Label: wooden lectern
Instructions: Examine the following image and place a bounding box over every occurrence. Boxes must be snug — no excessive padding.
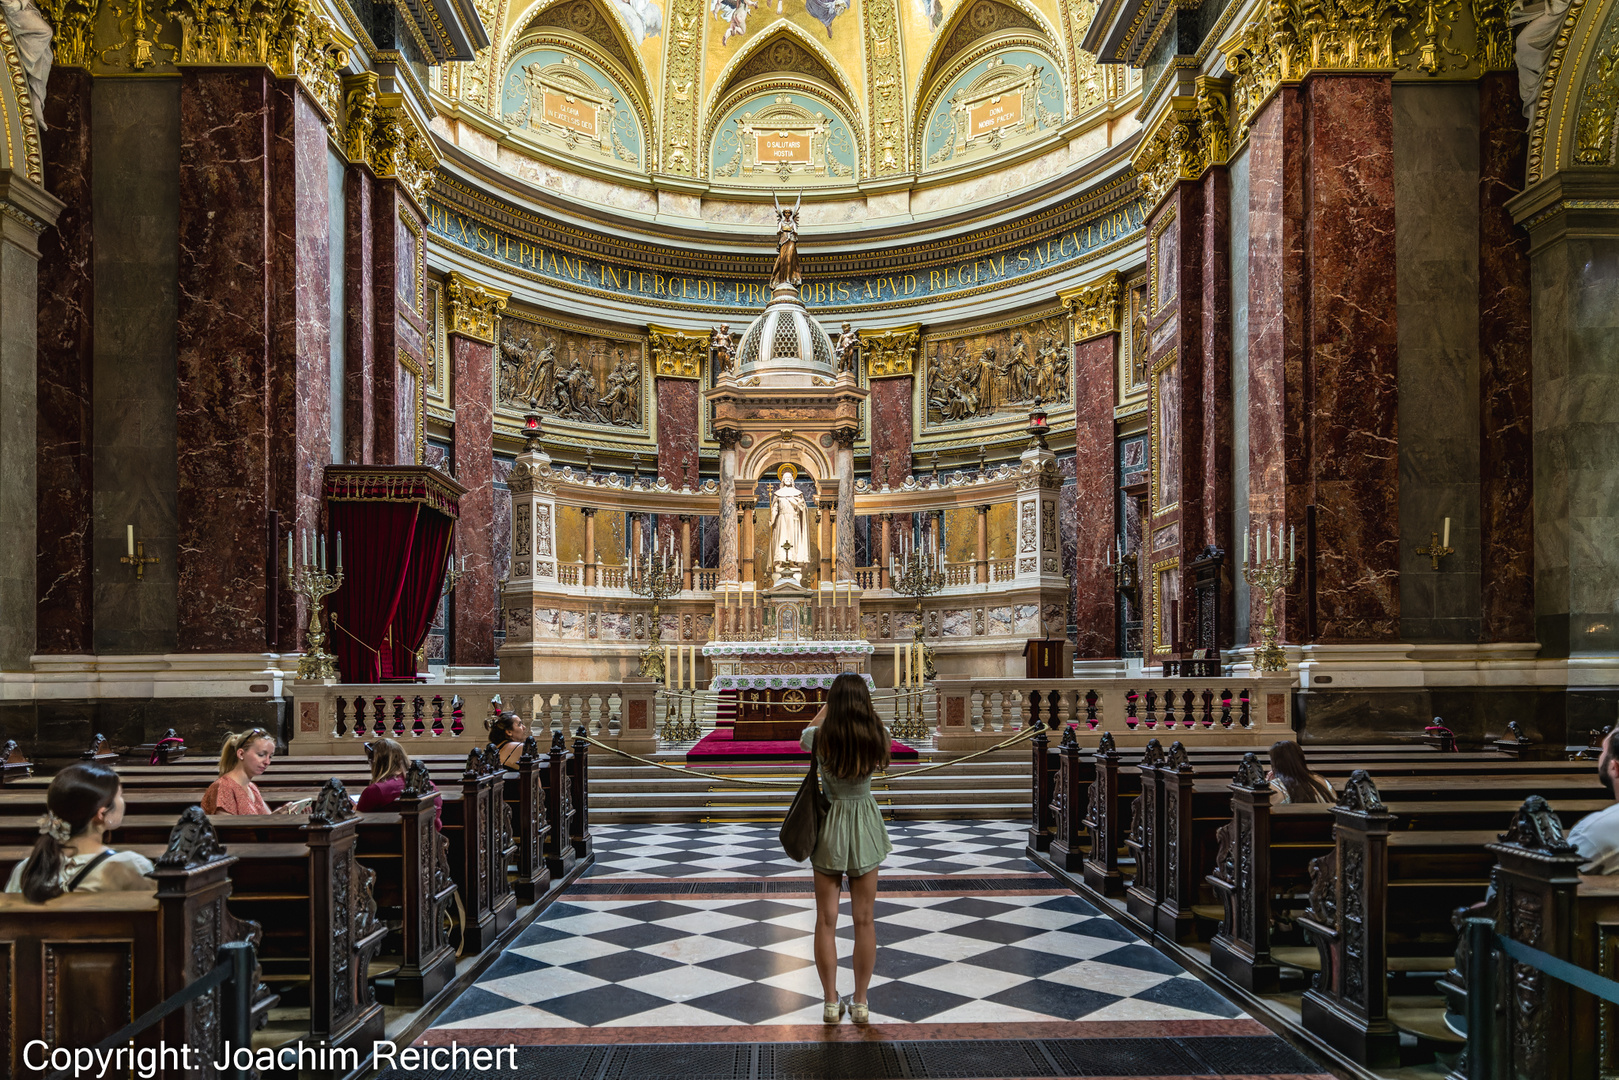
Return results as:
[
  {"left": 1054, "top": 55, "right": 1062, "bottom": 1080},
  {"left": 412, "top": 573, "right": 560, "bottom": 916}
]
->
[{"left": 1024, "top": 639, "right": 1066, "bottom": 679}]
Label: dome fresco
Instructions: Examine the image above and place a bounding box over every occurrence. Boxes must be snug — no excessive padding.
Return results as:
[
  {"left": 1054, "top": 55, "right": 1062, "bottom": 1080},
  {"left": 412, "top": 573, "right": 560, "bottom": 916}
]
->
[{"left": 437, "top": 0, "right": 1133, "bottom": 206}]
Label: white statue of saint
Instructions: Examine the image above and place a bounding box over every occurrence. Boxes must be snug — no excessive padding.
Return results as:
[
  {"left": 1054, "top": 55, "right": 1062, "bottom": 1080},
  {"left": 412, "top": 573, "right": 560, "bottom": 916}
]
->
[{"left": 770, "top": 467, "right": 809, "bottom": 581}]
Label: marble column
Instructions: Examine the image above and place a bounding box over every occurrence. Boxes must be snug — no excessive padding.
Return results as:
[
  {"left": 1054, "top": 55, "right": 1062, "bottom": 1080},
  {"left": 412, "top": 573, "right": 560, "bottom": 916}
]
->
[
  {"left": 1199, "top": 166, "right": 1234, "bottom": 644},
  {"left": 869, "top": 376, "right": 912, "bottom": 489},
  {"left": 656, "top": 377, "right": 699, "bottom": 483},
  {"left": 582, "top": 508, "right": 597, "bottom": 586},
  {"left": 445, "top": 273, "right": 509, "bottom": 668},
  {"left": 36, "top": 68, "right": 94, "bottom": 655},
  {"left": 342, "top": 164, "right": 374, "bottom": 465},
  {"left": 680, "top": 515, "right": 694, "bottom": 590},
  {"left": 880, "top": 513, "right": 893, "bottom": 588},
  {"left": 1073, "top": 332, "right": 1118, "bottom": 657},
  {"left": 717, "top": 432, "right": 739, "bottom": 581},
  {"left": 743, "top": 505, "right": 755, "bottom": 583},
  {"left": 975, "top": 506, "right": 988, "bottom": 585},
  {"left": 175, "top": 70, "right": 276, "bottom": 652},
  {"left": 834, "top": 430, "right": 856, "bottom": 581},
  {"left": 1477, "top": 72, "right": 1534, "bottom": 642}
]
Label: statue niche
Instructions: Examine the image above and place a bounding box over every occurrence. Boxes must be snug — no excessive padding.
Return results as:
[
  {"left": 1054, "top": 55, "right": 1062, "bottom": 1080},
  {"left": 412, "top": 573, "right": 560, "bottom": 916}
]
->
[{"left": 499, "top": 315, "right": 644, "bottom": 428}]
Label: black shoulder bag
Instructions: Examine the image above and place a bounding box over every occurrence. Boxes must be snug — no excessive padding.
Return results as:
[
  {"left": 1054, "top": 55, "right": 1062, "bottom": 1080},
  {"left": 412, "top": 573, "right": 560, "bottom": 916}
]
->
[{"left": 780, "top": 750, "right": 830, "bottom": 862}]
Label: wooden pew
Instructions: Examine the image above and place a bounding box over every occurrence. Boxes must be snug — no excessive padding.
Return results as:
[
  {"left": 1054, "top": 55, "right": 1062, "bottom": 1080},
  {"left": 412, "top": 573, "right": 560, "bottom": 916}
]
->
[
  {"left": 0, "top": 741, "right": 31, "bottom": 786},
  {"left": 0, "top": 808, "right": 274, "bottom": 1079}
]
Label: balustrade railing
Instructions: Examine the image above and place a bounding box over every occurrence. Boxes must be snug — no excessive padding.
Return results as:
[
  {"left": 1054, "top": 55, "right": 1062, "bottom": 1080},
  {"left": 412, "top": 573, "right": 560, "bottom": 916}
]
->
[
  {"left": 558, "top": 563, "right": 581, "bottom": 586},
  {"left": 288, "top": 682, "right": 630, "bottom": 754},
  {"left": 695, "top": 568, "right": 719, "bottom": 590},
  {"left": 988, "top": 557, "right": 1016, "bottom": 583},
  {"left": 597, "top": 565, "right": 628, "bottom": 589},
  {"left": 854, "top": 566, "right": 879, "bottom": 589},
  {"left": 934, "top": 676, "right": 1293, "bottom": 743},
  {"left": 944, "top": 562, "right": 973, "bottom": 586}
]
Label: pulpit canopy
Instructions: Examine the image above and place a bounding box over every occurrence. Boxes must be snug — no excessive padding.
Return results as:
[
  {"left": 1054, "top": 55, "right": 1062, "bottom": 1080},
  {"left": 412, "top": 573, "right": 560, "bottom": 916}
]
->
[{"left": 323, "top": 466, "right": 467, "bottom": 683}]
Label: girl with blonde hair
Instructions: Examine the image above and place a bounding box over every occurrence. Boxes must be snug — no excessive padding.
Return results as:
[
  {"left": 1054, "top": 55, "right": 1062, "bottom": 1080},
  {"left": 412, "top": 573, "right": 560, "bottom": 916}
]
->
[
  {"left": 357, "top": 738, "right": 442, "bottom": 827},
  {"left": 202, "top": 728, "right": 280, "bottom": 814}
]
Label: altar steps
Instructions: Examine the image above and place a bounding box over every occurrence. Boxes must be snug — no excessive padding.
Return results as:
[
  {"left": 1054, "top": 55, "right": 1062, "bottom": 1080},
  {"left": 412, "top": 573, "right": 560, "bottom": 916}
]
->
[{"left": 586, "top": 748, "right": 1031, "bottom": 823}]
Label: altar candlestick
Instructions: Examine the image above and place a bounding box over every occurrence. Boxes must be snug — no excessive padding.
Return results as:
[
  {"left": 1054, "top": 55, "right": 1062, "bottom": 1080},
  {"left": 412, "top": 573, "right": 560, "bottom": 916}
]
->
[
  {"left": 127, "top": 525, "right": 135, "bottom": 558},
  {"left": 896, "top": 643, "right": 905, "bottom": 687},
  {"left": 663, "top": 645, "right": 671, "bottom": 687},
  {"left": 302, "top": 529, "right": 309, "bottom": 567},
  {"left": 287, "top": 531, "right": 294, "bottom": 570},
  {"left": 1289, "top": 526, "right": 1295, "bottom": 564}
]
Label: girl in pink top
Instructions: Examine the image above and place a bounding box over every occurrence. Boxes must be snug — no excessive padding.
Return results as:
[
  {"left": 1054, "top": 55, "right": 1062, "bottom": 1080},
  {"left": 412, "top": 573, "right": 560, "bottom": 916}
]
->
[{"left": 201, "top": 728, "right": 277, "bottom": 815}]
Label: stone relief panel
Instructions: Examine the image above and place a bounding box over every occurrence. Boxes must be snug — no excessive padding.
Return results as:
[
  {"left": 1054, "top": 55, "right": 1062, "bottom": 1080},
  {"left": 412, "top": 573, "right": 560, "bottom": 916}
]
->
[
  {"left": 498, "top": 314, "right": 646, "bottom": 430},
  {"left": 922, "top": 309, "right": 1070, "bottom": 429}
]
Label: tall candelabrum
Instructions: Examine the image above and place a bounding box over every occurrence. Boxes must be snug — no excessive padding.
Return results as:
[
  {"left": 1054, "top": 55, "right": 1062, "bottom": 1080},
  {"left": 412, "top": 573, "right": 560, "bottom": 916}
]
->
[
  {"left": 889, "top": 541, "right": 944, "bottom": 740},
  {"left": 629, "top": 547, "right": 684, "bottom": 680},
  {"left": 287, "top": 528, "right": 343, "bottom": 682},
  {"left": 1241, "top": 524, "right": 1295, "bottom": 673}
]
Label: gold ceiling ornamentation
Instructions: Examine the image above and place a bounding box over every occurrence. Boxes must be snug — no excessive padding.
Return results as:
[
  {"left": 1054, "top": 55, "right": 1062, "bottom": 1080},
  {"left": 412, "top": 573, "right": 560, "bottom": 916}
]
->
[
  {"left": 37, "top": 0, "right": 97, "bottom": 69},
  {"left": 860, "top": 326, "right": 918, "bottom": 378},
  {"left": 1060, "top": 271, "right": 1120, "bottom": 342},
  {"left": 661, "top": 0, "right": 703, "bottom": 175},
  {"left": 371, "top": 93, "right": 441, "bottom": 208},
  {"left": 1220, "top": 0, "right": 1420, "bottom": 140},
  {"left": 1129, "top": 96, "right": 1203, "bottom": 209},
  {"left": 649, "top": 326, "right": 707, "bottom": 378},
  {"left": 863, "top": 0, "right": 907, "bottom": 174},
  {"left": 342, "top": 72, "right": 378, "bottom": 164},
  {"left": 444, "top": 272, "right": 511, "bottom": 344}
]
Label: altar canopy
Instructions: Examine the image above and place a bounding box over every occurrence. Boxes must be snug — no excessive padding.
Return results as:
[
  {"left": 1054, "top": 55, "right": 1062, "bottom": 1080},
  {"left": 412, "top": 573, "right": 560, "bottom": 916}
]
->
[{"left": 324, "top": 466, "right": 465, "bottom": 683}]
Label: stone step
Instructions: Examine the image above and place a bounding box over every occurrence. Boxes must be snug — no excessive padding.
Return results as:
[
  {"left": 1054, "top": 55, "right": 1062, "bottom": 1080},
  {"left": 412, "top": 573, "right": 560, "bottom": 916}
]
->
[
  {"left": 595, "top": 801, "right": 1032, "bottom": 823},
  {"left": 589, "top": 783, "right": 1028, "bottom": 809},
  {"left": 584, "top": 773, "right": 1029, "bottom": 793}
]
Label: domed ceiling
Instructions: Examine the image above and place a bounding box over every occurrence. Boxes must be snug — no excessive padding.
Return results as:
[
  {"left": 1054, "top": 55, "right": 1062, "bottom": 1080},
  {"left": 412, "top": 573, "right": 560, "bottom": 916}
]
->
[{"left": 435, "top": 0, "right": 1133, "bottom": 193}]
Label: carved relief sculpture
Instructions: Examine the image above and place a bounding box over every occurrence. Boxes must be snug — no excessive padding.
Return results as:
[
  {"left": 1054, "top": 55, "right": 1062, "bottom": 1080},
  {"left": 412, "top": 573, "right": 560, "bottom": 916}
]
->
[
  {"left": 500, "top": 316, "right": 644, "bottom": 428},
  {"left": 925, "top": 313, "right": 1070, "bottom": 425}
]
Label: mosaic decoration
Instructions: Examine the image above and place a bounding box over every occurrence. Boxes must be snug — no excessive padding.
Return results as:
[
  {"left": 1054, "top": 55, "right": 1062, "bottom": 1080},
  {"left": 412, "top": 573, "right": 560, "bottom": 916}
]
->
[{"left": 502, "top": 47, "right": 643, "bottom": 166}]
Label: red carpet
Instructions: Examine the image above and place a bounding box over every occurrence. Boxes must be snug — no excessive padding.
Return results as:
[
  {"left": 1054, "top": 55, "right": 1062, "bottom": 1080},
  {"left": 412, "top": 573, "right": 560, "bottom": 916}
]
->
[{"left": 687, "top": 727, "right": 919, "bottom": 763}]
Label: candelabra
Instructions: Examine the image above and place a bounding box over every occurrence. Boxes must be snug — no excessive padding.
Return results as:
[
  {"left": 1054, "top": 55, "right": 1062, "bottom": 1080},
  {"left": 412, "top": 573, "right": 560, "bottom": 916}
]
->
[
  {"left": 889, "top": 548, "right": 944, "bottom": 739},
  {"left": 630, "top": 552, "right": 683, "bottom": 680},
  {"left": 287, "top": 532, "right": 343, "bottom": 682},
  {"left": 1242, "top": 553, "right": 1295, "bottom": 673}
]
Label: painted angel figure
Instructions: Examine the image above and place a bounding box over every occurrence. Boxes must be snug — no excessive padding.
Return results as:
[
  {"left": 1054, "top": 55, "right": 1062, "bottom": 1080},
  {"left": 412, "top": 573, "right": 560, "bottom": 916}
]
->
[
  {"left": 716, "top": 0, "right": 758, "bottom": 45},
  {"left": 833, "top": 322, "right": 860, "bottom": 374},
  {"left": 769, "top": 192, "right": 803, "bottom": 288}
]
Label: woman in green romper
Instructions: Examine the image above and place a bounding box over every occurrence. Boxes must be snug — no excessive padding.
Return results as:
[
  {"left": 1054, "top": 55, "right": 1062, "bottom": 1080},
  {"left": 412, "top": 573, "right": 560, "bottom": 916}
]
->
[{"left": 799, "top": 672, "right": 893, "bottom": 1024}]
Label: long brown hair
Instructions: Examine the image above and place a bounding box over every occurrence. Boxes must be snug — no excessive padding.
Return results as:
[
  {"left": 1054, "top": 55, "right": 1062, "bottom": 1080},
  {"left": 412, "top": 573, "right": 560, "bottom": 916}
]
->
[
  {"left": 19, "top": 763, "right": 122, "bottom": 904},
  {"left": 369, "top": 738, "right": 410, "bottom": 784},
  {"left": 486, "top": 712, "right": 522, "bottom": 745},
  {"left": 817, "top": 673, "right": 889, "bottom": 780},
  {"left": 216, "top": 728, "right": 272, "bottom": 777},
  {"left": 1269, "top": 740, "right": 1333, "bottom": 804}
]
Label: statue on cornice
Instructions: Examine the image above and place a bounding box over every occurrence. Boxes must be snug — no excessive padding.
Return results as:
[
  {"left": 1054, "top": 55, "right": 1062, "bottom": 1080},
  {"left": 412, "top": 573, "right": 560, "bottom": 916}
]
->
[
  {"left": 710, "top": 323, "right": 737, "bottom": 374},
  {"left": 1511, "top": 0, "right": 1573, "bottom": 119},
  {"left": 0, "top": 0, "right": 52, "bottom": 127},
  {"left": 834, "top": 322, "right": 860, "bottom": 374},
  {"left": 769, "top": 192, "right": 803, "bottom": 289}
]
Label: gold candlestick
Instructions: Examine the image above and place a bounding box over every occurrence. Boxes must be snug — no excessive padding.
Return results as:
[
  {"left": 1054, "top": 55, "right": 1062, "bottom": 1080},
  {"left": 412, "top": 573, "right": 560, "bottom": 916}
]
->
[
  {"left": 120, "top": 540, "right": 160, "bottom": 581},
  {"left": 1242, "top": 555, "right": 1295, "bottom": 673},
  {"left": 290, "top": 556, "right": 343, "bottom": 682},
  {"left": 1415, "top": 531, "right": 1454, "bottom": 571}
]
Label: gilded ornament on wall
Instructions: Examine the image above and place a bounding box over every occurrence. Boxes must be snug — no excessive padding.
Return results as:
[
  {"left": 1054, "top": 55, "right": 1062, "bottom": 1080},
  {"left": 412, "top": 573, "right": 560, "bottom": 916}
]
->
[
  {"left": 861, "top": 325, "right": 918, "bottom": 378},
  {"left": 649, "top": 326, "right": 706, "bottom": 378},
  {"left": 1060, "top": 271, "right": 1120, "bottom": 342},
  {"left": 444, "top": 272, "right": 511, "bottom": 345},
  {"left": 499, "top": 315, "right": 645, "bottom": 428},
  {"left": 924, "top": 313, "right": 1070, "bottom": 426}
]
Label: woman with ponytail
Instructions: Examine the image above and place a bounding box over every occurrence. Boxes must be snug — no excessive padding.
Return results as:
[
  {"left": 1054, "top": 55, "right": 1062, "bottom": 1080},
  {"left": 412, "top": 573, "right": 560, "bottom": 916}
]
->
[
  {"left": 4, "top": 763, "right": 156, "bottom": 902},
  {"left": 486, "top": 712, "right": 530, "bottom": 769},
  {"left": 202, "top": 728, "right": 276, "bottom": 814}
]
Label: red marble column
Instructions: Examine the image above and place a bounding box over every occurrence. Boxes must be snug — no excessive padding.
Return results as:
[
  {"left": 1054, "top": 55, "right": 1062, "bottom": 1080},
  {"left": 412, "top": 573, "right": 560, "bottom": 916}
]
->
[
  {"left": 1200, "top": 166, "right": 1235, "bottom": 645},
  {"left": 175, "top": 69, "right": 275, "bottom": 652},
  {"left": 1246, "top": 86, "right": 1309, "bottom": 644},
  {"left": 1477, "top": 71, "right": 1534, "bottom": 642},
  {"left": 343, "top": 166, "right": 374, "bottom": 466},
  {"left": 869, "top": 376, "right": 912, "bottom": 488},
  {"left": 269, "top": 81, "right": 331, "bottom": 646},
  {"left": 371, "top": 183, "right": 429, "bottom": 464},
  {"left": 451, "top": 333, "right": 495, "bottom": 666},
  {"left": 1072, "top": 335, "right": 1117, "bottom": 657},
  {"left": 656, "top": 375, "right": 698, "bottom": 550},
  {"left": 1301, "top": 74, "right": 1400, "bottom": 641},
  {"left": 36, "top": 68, "right": 95, "bottom": 653}
]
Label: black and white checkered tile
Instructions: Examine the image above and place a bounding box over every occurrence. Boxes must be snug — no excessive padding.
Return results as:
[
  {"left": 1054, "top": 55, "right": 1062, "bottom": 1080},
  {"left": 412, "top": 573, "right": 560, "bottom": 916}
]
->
[
  {"left": 586, "top": 821, "right": 1038, "bottom": 879},
  {"left": 429, "top": 824, "right": 1244, "bottom": 1033}
]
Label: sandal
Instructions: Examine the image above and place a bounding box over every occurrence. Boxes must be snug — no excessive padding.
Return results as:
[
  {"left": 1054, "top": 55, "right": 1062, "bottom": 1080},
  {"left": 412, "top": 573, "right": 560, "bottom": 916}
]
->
[
  {"left": 823, "top": 998, "right": 846, "bottom": 1024},
  {"left": 850, "top": 1001, "right": 870, "bottom": 1025}
]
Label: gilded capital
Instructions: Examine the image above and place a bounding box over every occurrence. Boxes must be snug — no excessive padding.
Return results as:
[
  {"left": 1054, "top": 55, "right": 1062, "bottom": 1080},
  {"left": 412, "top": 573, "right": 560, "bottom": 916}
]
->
[
  {"left": 1130, "top": 97, "right": 1205, "bottom": 208},
  {"left": 860, "top": 325, "right": 918, "bottom": 378},
  {"left": 342, "top": 72, "right": 378, "bottom": 164},
  {"left": 648, "top": 326, "right": 706, "bottom": 379},
  {"left": 1059, "top": 272, "right": 1122, "bottom": 342},
  {"left": 37, "top": 0, "right": 97, "bottom": 69},
  {"left": 370, "top": 93, "right": 441, "bottom": 208},
  {"left": 444, "top": 272, "right": 510, "bottom": 344}
]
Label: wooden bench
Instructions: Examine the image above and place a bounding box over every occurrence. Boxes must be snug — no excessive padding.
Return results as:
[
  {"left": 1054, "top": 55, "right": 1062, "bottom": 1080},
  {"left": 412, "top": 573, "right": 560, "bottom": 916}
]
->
[{"left": 0, "top": 808, "right": 274, "bottom": 1078}]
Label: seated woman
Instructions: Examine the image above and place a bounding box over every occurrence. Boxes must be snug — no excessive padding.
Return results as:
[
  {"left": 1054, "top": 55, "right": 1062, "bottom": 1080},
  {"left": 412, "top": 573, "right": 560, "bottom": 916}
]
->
[
  {"left": 202, "top": 728, "right": 281, "bottom": 814},
  {"left": 487, "top": 712, "right": 531, "bottom": 769},
  {"left": 1267, "top": 740, "right": 1336, "bottom": 804},
  {"left": 357, "top": 738, "right": 442, "bottom": 828},
  {"left": 5, "top": 763, "right": 157, "bottom": 901}
]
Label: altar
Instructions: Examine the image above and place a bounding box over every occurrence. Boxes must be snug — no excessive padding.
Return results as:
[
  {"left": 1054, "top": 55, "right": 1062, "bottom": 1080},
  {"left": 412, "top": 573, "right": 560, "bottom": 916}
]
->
[{"left": 703, "top": 639, "right": 875, "bottom": 740}]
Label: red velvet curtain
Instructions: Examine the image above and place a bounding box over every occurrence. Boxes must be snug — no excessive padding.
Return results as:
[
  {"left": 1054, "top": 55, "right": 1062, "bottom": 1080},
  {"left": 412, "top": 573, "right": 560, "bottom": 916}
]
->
[
  {"left": 387, "top": 512, "right": 455, "bottom": 680},
  {"left": 328, "top": 501, "right": 420, "bottom": 683}
]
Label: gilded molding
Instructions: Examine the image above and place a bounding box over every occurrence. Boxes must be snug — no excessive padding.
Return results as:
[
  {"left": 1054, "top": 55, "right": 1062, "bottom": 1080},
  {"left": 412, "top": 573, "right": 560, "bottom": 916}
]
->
[
  {"left": 1195, "top": 76, "right": 1231, "bottom": 167},
  {"left": 0, "top": 12, "right": 42, "bottom": 184},
  {"left": 660, "top": 0, "right": 703, "bottom": 175},
  {"left": 343, "top": 71, "right": 377, "bottom": 163},
  {"left": 37, "top": 0, "right": 97, "bottom": 69},
  {"left": 1472, "top": 0, "right": 1514, "bottom": 71},
  {"left": 371, "top": 92, "right": 441, "bottom": 207},
  {"left": 444, "top": 271, "right": 510, "bottom": 344},
  {"left": 860, "top": 325, "right": 918, "bottom": 378},
  {"left": 1060, "top": 271, "right": 1121, "bottom": 342},
  {"left": 863, "top": 0, "right": 907, "bottom": 174},
  {"left": 166, "top": 0, "right": 353, "bottom": 88},
  {"left": 1130, "top": 95, "right": 1203, "bottom": 208},
  {"left": 1527, "top": 0, "right": 1592, "bottom": 181},
  {"left": 1574, "top": 8, "right": 1619, "bottom": 165},
  {"left": 648, "top": 325, "right": 706, "bottom": 378}
]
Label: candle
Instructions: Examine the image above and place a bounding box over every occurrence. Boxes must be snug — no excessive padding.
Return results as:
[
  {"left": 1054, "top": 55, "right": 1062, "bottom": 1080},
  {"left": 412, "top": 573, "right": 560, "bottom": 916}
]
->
[
  {"left": 1242, "top": 530, "right": 1248, "bottom": 566},
  {"left": 663, "top": 645, "right": 672, "bottom": 687},
  {"left": 1265, "top": 523, "right": 1272, "bottom": 562},
  {"left": 690, "top": 646, "right": 698, "bottom": 690},
  {"left": 675, "top": 645, "right": 683, "bottom": 689},
  {"left": 127, "top": 525, "right": 135, "bottom": 558},
  {"left": 1442, "top": 517, "right": 1450, "bottom": 548},
  {"left": 287, "top": 531, "right": 294, "bottom": 570},
  {"left": 1289, "top": 526, "right": 1295, "bottom": 564},
  {"left": 336, "top": 532, "right": 342, "bottom": 570},
  {"left": 320, "top": 535, "right": 326, "bottom": 571},
  {"left": 896, "top": 643, "right": 904, "bottom": 686}
]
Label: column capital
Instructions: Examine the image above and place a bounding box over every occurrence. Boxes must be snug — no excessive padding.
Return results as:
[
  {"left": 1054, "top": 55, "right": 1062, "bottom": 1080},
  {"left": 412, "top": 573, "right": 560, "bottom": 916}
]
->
[
  {"left": 581, "top": 507, "right": 598, "bottom": 518},
  {"left": 859, "top": 324, "right": 919, "bottom": 378},
  {"left": 716, "top": 427, "right": 743, "bottom": 451},
  {"left": 648, "top": 325, "right": 706, "bottom": 379},
  {"left": 976, "top": 503, "right": 991, "bottom": 514},
  {"left": 679, "top": 514, "right": 695, "bottom": 524},
  {"left": 831, "top": 426, "right": 859, "bottom": 449},
  {"left": 444, "top": 272, "right": 511, "bottom": 345},
  {"left": 1060, "top": 271, "right": 1123, "bottom": 343}
]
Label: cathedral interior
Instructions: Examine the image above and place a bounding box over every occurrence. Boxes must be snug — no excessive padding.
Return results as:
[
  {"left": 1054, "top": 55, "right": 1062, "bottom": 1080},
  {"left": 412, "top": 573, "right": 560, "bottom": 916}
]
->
[{"left": 0, "top": 0, "right": 1617, "bottom": 1073}]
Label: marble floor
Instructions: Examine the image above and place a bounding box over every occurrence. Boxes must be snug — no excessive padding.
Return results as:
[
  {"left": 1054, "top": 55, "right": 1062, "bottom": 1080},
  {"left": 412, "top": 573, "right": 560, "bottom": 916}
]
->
[{"left": 397, "top": 823, "right": 1332, "bottom": 1079}]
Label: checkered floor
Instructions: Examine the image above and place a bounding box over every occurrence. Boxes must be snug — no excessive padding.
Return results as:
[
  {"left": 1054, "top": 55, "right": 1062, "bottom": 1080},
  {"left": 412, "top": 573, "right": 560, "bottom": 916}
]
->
[
  {"left": 586, "top": 821, "right": 1038, "bottom": 879},
  {"left": 426, "top": 822, "right": 1251, "bottom": 1037}
]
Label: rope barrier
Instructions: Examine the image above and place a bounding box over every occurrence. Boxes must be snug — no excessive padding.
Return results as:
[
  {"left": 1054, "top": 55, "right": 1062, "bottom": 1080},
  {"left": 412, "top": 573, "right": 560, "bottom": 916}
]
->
[{"left": 579, "top": 719, "right": 1044, "bottom": 788}]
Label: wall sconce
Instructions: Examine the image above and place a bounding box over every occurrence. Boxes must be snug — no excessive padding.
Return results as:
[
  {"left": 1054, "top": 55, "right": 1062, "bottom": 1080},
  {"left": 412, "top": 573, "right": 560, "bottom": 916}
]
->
[
  {"left": 121, "top": 525, "right": 159, "bottom": 581},
  {"left": 1416, "top": 517, "right": 1454, "bottom": 571}
]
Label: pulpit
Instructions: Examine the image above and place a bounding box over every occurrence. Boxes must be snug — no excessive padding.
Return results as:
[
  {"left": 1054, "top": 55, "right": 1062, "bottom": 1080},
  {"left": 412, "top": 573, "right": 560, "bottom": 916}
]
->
[{"left": 324, "top": 466, "right": 466, "bottom": 683}]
